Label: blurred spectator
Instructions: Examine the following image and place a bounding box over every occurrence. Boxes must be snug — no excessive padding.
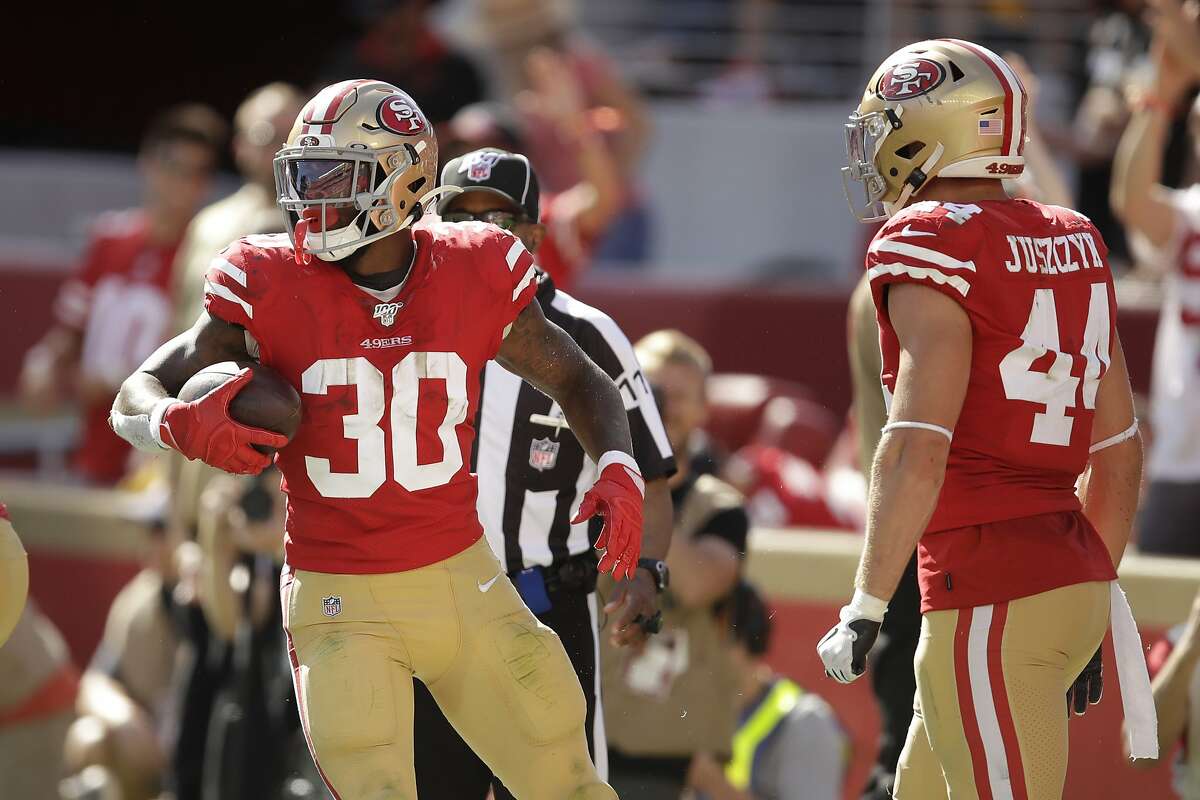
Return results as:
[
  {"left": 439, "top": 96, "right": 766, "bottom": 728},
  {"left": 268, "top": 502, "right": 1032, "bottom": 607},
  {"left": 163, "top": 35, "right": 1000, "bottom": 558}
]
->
[
  {"left": 1140, "top": 588, "right": 1200, "bottom": 795},
  {"left": 437, "top": 83, "right": 621, "bottom": 288},
  {"left": 696, "top": 0, "right": 775, "bottom": 108},
  {"left": 18, "top": 105, "right": 225, "bottom": 486},
  {"left": 172, "top": 83, "right": 304, "bottom": 333},
  {"left": 1066, "top": 0, "right": 1152, "bottom": 264},
  {"left": 1004, "top": 52, "right": 1076, "bottom": 208},
  {"left": 1111, "top": 10, "right": 1200, "bottom": 556},
  {"left": 320, "top": 0, "right": 484, "bottom": 125},
  {"left": 687, "top": 581, "right": 847, "bottom": 800},
  {"left": 602, "top": 330, "right": 747, "bottom": 800},
  {"left": 0, "top": 512, "right": 77, "bottom": 800},
  {"left": 62, "top": 524, "right": 191, "bottom": 800},
  {"left": 194, "top": 470, "right": 318, "bottom": 800},
  {"left": 456, "top": 0, "right": 652, "bottom": 262}
]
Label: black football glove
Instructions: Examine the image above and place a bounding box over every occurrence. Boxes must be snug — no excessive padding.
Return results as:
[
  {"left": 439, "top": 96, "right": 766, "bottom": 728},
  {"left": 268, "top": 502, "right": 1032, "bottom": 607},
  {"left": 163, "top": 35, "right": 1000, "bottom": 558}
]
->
[
  {"left": 817, "top": 591, "right": 888, "bottom": 684},
  {"left": 1067, "top": 646, "right": 1104, "bottom": 716}
]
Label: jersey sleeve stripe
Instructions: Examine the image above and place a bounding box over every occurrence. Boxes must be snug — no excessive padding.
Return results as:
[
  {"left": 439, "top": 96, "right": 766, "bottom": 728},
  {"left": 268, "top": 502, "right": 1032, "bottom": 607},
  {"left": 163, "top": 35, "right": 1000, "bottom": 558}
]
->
[
  {"left": 870, "top": 239, "right": 977, "bottom": 271},
  {"left": 511, "top": 264, "right": 537, "bottom": 301},
  {"left": 210, "top": 257, "right": 248, "bottom": 286},
  {"left": 867, "top": 262, "right": 971, "bottom": 298},
  {"left": 204, "top": 279, "right": 254, "bottom": 319},
  {"left": 505, "top": 239, "right": 527, "bottom": 272}
]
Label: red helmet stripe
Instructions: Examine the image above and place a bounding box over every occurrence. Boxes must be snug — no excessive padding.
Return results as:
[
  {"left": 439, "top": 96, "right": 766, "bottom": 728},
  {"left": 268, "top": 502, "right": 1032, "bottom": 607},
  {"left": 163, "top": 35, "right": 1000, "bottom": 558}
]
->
[
  {"left": 940, "top": 39, "right": 1024, "bottom": 158},
  {"left": 318, "top": 79, "right": 374, "bottom": 134}
]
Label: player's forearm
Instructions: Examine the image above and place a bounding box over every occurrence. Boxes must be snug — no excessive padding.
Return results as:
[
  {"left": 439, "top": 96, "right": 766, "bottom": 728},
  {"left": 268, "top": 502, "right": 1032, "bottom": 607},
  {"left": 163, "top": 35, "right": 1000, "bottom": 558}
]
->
[
  {"left": 113, "top": 371, "right": 171, "bottom": 419},
  {"left": 856, "top": 431, "right": 947, "bottom": 600},
  {"left": 1111, "top": 110, "right": 1168, "bottom": 224},
  {"left": 1079, "top": 433, "right": 1143, "bottom": 567},
  {"left": 1150, "top": 634, "right": 1200, "bottom": 762},
  {"left": 554, "top": 364, "right": 635, "bottom": 464}
]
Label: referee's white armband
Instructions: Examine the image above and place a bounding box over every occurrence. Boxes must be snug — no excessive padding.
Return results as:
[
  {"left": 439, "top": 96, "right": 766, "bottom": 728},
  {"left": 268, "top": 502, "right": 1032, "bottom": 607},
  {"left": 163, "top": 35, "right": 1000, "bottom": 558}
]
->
[
  {"left": 1089, "top": 419, "right": 1139, "bottom": 454},
  {"left": 110, "top": 397, "right": 178, "bottom": 453}
]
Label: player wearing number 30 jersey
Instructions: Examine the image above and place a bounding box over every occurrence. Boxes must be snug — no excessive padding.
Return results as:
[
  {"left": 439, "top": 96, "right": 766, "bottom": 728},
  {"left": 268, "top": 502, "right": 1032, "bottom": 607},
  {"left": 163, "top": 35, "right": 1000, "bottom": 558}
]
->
[
  {"left": 110, "top": 79, "right": 633, "bottom": 800},
  {"left": 819, "top": 40, "right": 1156, "bottom": 800}
]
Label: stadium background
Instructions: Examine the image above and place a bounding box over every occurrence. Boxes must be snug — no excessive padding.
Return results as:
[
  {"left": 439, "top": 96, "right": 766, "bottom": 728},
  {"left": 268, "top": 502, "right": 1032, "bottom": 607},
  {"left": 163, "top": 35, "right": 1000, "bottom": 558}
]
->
[{"left": 1, "top": 1, "right": 1194, "bottom": 798}]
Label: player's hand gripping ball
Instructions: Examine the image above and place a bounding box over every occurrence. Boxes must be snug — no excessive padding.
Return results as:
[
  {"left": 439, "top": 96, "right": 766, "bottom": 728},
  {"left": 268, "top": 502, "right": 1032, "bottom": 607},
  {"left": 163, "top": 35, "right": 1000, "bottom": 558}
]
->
[
  {"left": 574, "top": 456, "right": 645, "bottom": 580},
  {"left": 164, "top": 362, "right": 299, "bottom": 476}
]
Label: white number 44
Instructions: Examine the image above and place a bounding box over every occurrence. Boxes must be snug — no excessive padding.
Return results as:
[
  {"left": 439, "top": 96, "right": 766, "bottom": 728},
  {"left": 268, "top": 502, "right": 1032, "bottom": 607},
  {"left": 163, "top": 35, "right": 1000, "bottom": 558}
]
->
[{"left": 999, "top": 284, "right": 1111, "bottom": 446}]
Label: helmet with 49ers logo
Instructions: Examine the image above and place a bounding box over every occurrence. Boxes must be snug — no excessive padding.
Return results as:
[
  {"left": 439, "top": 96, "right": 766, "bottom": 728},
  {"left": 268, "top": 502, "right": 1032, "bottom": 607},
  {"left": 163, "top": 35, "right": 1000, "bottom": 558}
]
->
[
  {"left": 274, "top": 79, "right": 452, "bottom": 263},
  {"left": 842, "top": 39, "right": 1028, "bottom": 222}
]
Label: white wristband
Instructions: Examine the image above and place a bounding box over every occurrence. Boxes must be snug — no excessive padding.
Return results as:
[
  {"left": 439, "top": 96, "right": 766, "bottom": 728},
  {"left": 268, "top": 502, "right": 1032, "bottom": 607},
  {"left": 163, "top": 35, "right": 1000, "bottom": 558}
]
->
[
  {"left": 149, "top": 397, "right": 181, "bottom": 449},
  {"left": 847, "top": 588, "right": 889, "bottom": 622},
  {"left": 597, "top": 450, "right": 644, "bottom": 497}
]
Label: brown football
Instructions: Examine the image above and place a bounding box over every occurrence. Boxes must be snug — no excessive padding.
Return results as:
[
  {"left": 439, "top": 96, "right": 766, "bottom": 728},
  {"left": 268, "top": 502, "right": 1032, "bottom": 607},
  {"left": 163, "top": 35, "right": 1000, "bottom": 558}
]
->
[{"left": 178, "top": 361, "right": 302, "bottom": 453}]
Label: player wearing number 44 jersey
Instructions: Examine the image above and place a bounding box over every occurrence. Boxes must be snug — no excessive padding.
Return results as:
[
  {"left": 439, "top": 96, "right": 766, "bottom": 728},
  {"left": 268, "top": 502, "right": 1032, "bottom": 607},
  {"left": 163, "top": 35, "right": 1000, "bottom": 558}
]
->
[
  {"left": 821, "top": 40, "right": 1157, "bottom": 800},
  {"left": 109, "top": 79, "right": 638, "bottom": 800}
]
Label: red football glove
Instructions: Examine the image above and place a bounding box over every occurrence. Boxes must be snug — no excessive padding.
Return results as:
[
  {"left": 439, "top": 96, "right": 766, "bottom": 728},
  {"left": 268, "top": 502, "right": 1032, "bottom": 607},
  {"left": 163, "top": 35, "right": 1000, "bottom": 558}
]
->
[
  {"left": 573, "top": 453, "right": 645, "bottom": 580},
  {"left": 159, "top": 368, "right": 289, "bottom": 476}
]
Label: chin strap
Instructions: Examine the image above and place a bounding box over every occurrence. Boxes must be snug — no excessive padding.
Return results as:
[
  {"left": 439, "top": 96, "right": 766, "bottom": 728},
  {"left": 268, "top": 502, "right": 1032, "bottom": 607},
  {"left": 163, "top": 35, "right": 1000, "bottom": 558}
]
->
[
  {"left": 420, "top": 185, "right": 463, "bottom": 216},
  {"left": 887, "top": 142, "right": 945, "bottom": 216}
]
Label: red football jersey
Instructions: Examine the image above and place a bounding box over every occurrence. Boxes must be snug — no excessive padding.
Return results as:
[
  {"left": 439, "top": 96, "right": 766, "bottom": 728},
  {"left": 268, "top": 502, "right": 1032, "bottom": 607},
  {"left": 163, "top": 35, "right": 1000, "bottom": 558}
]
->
[
  {"left": 867, "top": 199, "right": 1117, "bottom": 610},
  {"left": 204, "top": 222, "right": 538, "bottom": 574}
]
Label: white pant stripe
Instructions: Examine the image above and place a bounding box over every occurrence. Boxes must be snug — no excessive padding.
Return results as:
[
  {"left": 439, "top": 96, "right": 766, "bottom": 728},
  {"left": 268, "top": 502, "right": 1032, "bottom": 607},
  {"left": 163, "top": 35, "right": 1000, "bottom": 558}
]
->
[
  {"left": 967, "top": 605, "right": 1014, "bottom": 800},
  {"left": 587, "top": 592, "right": 608, "bottom": 781}
]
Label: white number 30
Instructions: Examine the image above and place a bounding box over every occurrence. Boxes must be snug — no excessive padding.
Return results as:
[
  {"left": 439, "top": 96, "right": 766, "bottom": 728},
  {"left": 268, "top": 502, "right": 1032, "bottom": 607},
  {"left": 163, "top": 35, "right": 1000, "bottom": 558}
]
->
[
  {"left": 300, "top": 353, "right": 468, "bottom": 498},
  {"left": 999, "top": 284, "right": 1111, "bottom": 446}
]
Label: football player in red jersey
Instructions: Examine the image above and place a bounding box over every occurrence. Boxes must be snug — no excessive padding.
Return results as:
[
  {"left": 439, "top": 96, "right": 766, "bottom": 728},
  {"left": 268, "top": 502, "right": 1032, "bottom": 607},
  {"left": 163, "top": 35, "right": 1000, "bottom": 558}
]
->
[
  {"left": 109, "top": 80, "right": 639, "bottom": 800},
  {"left": 818, "top": 41, "right": 1155, "bottom": 799}
]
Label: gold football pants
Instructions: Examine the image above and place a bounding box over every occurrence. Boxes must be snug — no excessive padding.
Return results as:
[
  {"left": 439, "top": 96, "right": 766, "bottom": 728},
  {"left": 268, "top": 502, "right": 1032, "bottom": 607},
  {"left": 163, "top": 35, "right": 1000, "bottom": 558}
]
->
[
  {"left": 281, "top": 536, "right": 615, "bottom": 800},
  {"left": 894, "top": 581, "right": 1109, "bottom": 800}
]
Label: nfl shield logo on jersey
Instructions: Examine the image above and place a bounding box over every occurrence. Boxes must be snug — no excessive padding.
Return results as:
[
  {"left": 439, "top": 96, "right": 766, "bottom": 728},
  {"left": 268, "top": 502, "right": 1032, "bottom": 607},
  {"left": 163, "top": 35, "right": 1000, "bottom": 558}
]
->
[
  {"left": 529, "top": 437, "right": 560, "bottom": 472},
  {"left": 321, "top": 595, "right": 342, "bottom": 618},
  {"left": 373, "top": 302, "right": 402, "bottom": 326}
]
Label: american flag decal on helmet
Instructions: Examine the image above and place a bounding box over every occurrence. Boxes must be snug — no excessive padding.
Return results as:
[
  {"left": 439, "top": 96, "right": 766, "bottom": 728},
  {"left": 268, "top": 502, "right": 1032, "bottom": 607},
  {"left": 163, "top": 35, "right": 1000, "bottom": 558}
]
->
[{"left": 978, "top": 117, "right": 1004, "bottom": 136}]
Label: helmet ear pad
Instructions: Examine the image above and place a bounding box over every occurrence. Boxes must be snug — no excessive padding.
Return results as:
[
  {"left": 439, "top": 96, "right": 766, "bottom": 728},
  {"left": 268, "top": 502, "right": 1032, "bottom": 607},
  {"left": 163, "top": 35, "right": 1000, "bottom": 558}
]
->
[
  {"left": 367, "top": 143, "right": 436, "bottom": 232},
  {"left": 890, "top": 139, "right": 934, "bottom": 195}
]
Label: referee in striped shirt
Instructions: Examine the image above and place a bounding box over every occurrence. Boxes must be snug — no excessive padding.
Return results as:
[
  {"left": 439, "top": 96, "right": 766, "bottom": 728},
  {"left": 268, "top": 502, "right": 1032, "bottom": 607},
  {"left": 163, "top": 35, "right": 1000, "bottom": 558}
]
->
[{"left": 412, "top": 149, "right": 677, "bottom": 799}]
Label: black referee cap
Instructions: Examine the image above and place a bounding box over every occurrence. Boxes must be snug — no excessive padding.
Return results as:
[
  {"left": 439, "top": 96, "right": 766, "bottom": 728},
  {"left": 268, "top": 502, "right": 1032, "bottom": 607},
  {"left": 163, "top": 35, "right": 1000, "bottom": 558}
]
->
[{"left": 438, "top": 148, "right": 541, "bottom": 223}]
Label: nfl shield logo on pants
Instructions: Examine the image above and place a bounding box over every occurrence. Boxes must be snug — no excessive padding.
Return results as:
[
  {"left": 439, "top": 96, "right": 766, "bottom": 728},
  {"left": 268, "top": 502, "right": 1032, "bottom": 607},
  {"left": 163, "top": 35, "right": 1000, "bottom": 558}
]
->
[
  {"left": 529, "top": 437, "right": 560, "bottom": 472},
  {"left": 321, "top": 595, "right": 342, "bottom": 618}
]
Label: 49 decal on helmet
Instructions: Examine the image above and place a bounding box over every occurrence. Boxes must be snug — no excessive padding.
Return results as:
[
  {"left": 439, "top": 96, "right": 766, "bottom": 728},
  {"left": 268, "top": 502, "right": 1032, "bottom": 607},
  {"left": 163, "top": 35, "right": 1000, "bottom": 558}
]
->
[
  {"left": 273, "top": 80, "right": 456, "bottom": 264},
  {"left": 842, "top": 39, "right": 1027, "bottom": 222}
]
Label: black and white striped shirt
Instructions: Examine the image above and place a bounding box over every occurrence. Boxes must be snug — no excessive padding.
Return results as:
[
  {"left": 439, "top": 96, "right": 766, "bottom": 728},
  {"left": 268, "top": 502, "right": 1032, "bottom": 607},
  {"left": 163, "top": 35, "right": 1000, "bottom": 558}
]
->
[{"left": 471, "top": 278, "right": 676, "bottom": 573}]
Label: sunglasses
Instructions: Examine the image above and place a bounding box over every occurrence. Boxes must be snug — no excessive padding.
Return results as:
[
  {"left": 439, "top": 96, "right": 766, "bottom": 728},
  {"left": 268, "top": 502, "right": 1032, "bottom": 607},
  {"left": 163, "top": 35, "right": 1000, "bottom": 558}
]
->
[{"left": 441, "top": 209, "right": 527, "bottom": 231}]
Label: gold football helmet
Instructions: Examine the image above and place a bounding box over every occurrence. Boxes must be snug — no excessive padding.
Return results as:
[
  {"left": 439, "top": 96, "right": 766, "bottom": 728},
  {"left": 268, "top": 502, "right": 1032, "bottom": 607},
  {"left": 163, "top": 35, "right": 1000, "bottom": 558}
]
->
[
  {"left": 842, "top": 39, "right": 1028, "bottom": 222},
  {"left": 274, "top": 79, "right": 453, "bottom": 263}
]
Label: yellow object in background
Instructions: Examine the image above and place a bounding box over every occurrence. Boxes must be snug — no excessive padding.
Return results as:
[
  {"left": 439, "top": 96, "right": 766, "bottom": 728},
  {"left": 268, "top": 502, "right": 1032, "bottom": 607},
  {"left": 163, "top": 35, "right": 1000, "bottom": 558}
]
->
[{"left": 0, "top": 515, "right": 29, "bottom": 647}]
